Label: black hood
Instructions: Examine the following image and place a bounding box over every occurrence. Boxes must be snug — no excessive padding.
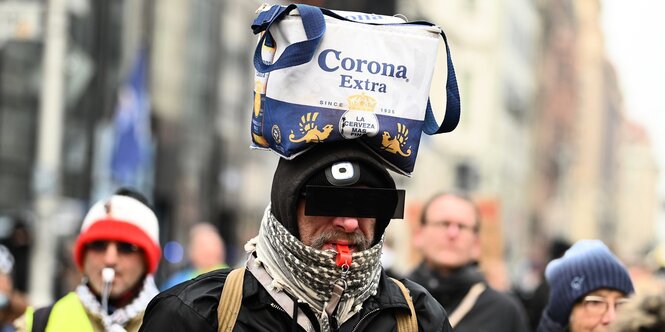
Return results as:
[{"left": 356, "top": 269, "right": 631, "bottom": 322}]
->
[{"left": 270, "top": 141, "right": 398, "bottom": 244}]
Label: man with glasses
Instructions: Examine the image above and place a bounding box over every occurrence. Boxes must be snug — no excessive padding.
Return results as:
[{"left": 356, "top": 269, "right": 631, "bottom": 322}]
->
[
  {"left": 538, "top": 239, "right": 634, "bottom": 332},
  {"left": 409, "top": 193, "right": 529, "bottom": 331},
  {"left": 15, "top": 188, "right": 161, "bottom": 332}
]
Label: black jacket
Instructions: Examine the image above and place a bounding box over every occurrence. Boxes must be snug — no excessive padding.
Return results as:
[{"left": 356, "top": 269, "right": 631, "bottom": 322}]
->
[
  {"left": 408, "top": 263, "right": 529, "bottom": 332},
  {"left": 139, "top": 267, "right": 452, "bottom": 332}
]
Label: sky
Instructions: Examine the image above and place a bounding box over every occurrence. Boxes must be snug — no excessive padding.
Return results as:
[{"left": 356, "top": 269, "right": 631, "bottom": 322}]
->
[{"left": 601, "top": 0, "right": 665, "bottom": 195}]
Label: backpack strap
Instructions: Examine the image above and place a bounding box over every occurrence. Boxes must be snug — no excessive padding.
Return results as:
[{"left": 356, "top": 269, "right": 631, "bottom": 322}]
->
[
  {"left": 31, "top": 304, "right": 54, "bottom": 332},
  {"left": 217, "top": 268, "right": 246, "bottom": 332},
  {"left": 390, "top": 278, "right": 418, "bottom": 332},
  {"left": 448, "top": 282, "right": 486, "bottom": 328}
]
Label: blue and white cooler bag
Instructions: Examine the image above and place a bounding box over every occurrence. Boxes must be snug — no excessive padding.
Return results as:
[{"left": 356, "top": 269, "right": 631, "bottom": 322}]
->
[{"left": 250, "top": 3, "right": 461, "bottom": 175}]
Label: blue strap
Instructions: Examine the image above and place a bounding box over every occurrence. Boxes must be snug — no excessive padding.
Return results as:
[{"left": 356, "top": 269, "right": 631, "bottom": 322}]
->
[
  {"left": 253, "top": 4, "right": 326, "bottom": 74},
  {"left": 423, "top": 30, "right": 461, "bottom": 135}
]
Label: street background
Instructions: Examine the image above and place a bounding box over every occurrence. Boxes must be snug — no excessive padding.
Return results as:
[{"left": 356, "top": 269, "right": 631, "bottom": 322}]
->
[{"left": 0, "top": 0, "right": 663, "bottom": 306}]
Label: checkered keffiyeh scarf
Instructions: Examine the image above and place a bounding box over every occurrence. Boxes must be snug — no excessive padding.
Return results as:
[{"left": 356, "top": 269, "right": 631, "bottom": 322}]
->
[{"left": 246, "top": 206, "right": 383, "bottom": 332}]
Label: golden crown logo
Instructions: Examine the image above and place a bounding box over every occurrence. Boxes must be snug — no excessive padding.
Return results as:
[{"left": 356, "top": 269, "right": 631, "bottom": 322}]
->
[
  {"left": 347, "top": 93, "right": 377, "bottom": 112},
  {"left": 380, "top": 122, "right": 412, "bottom": 157},
  {"left": 289, "top": 112, "right": 334, "bottom": 143}
]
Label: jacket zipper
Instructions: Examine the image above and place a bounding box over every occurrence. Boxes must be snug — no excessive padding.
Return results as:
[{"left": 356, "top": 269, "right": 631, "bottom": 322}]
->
[
  {"left": 270, "top": 302, "right": 288, "bottom": 314},
  {"left": 350, "top": 308, "right": 379, "bottom": 332},
  {"left": 272, "top": 302, "right": 387, "bottom": 332}
]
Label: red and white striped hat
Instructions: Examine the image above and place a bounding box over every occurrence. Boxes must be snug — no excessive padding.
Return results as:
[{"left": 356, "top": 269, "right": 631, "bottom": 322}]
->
[{"left": 73, "top": 195, "right": 161, "bottom": 274}]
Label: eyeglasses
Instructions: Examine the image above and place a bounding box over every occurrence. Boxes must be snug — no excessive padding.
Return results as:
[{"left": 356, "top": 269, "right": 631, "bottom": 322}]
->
[
  {"left": 581, "top": 295, "right": 630, "bottom": 316},
  {"left": 86, "top": 240, "right": 141, "bottom": 254},
  {"left": 425, "top": 220, "right": 478, "bottom": 233}
]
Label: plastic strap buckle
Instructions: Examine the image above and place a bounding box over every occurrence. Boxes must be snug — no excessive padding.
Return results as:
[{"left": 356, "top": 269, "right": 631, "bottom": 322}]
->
[{"left": 251, "top": 5, "right": 283, "bottom": 34}]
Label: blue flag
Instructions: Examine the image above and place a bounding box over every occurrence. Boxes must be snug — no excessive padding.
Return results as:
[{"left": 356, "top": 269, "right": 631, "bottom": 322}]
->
[{"left": 110, "top": 49, "right": 151, "bottom": 185}]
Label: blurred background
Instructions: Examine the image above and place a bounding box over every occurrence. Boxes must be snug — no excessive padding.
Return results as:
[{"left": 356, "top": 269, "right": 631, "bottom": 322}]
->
[{"left": 0, "top": 0, "right": 663, "bottom": 306}]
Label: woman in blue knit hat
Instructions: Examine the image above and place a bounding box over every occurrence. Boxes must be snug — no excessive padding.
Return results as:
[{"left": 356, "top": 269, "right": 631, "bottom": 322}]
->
[{"left": 537, "top": 239, "right": 635, "bottom": 332}]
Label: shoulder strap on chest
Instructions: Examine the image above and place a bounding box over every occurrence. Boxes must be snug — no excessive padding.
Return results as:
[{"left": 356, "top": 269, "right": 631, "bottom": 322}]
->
[
  {"left": 28, "top": 304, "right": 53, "bottom": 332},
  {"left": 217, "top": 268, "right": 246, "bottom": 332},
  {"left": 448, "top": 282, "right": 486, "bottom": 328},
  {"left": 390, "top": 278, "right": 418, "bottom": 332}
]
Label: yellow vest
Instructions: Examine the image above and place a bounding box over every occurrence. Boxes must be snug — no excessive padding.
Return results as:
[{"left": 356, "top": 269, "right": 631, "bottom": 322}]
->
[{"left": 25, "top": 292, "right": 94, "bottom": 332}]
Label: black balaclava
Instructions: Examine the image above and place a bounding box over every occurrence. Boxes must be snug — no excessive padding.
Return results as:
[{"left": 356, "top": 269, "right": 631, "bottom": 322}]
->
[{"left": 270, "top": 141, "right": 397, "bottom": 245}]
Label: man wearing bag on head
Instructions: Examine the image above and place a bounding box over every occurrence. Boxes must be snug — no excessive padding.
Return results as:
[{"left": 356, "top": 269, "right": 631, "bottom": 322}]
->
[
  {"left": 14, "top": 188, "right": 161, "bottom": 332},
  {"left": 141, "top": 2, "right": 462, "bottom": 331},
  {"left": 139, "top": 141, "right": 452, "bottom": 332}
]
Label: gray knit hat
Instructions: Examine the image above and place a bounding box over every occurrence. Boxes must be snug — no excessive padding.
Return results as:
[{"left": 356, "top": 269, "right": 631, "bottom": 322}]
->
[{"left": 544, "top": 239, "right": 634, "bottom": 325}]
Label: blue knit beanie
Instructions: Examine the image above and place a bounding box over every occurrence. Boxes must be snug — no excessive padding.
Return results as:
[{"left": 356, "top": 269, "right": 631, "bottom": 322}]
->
[{"left": 544, "top": 239, "right": 634, "bottom": 326}]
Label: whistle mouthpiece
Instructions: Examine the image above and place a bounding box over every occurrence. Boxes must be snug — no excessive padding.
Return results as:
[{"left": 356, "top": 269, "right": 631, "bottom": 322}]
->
[
  {"left": 335, "top": 244, "right": 352, "bottom": 267},
  {"left": 102, "top": 267, "right": 115, "bottom": 283}
]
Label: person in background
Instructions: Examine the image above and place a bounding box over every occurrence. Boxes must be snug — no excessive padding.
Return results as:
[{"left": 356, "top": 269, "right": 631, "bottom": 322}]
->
[
  {"left": 140, "top": 141, "right": 452, "bottom": 332},
  {"left": 409, "top": 192, "right": 529, "bottom": 332},
  {"left": 611, "top": 291, "right": 665, "bottom": 332},
  {"left": 161, "top": 222, "right": 228, "bottom": 290},
  {"left": 514, "top": 237, "right": 572, "bottom": 330},
  {"left": 537, "top": 239, "right": 635, "bottom": 332},
  {"left": 14, "top": 188, "right": 161, "bottom": 332},
  {"left": 0, "top": 245, "right": 26, "bottom": 332}
]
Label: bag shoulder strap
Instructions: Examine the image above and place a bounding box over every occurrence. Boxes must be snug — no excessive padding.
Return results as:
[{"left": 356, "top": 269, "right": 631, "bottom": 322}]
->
[
  {"left": 422, "top": 30, "right": 461, "bottom": 135},
  {"left": 390, "top": 278, "right": 418, "bottom": 332},
  {"left": 448, "top": 282, "right": 486, "bottom": 328},
  {"left": 31, "top": 304, "right": 54, "bottom": 332},
  {"left": 217, "top": 268, "right": 246, "bottom": 332},
  {"left": 252, "top": 4, "right": 326, "bottom": 73}
]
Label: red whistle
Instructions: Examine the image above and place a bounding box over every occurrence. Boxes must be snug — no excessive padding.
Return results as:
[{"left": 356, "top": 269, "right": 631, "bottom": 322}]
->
[{"left": 335, "top": 244, "right": 352, "bottom": 267}]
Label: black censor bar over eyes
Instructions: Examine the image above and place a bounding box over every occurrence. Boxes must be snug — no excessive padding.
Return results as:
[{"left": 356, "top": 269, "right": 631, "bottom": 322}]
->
[{"left": 304, "top": 185, "right": 405, "bottom": 219}]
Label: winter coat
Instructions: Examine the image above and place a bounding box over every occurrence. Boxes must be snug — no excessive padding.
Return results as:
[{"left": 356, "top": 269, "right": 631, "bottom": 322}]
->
[
  {"left": 408, "top": 263, "right": 529, "bottom": 332},
  {"left": 536, "top": 311, "right": 568, "bottom": 332},
  {"left": 139, "top": 267, "right": 452, "bottom": 332}
]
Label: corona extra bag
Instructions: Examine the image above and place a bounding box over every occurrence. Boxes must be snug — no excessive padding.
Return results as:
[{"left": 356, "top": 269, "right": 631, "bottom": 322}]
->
[{"left": 250, "top": 3, "right": 460, "bottom": 175}]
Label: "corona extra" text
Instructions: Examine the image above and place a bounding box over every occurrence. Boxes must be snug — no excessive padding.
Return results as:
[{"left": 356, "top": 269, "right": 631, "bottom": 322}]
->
[
  {"left": 318, "top": 49, "right": 410, "bottom": 93},
  {"left": 318, "top": 49, "right": 408, "bottom": 80}
]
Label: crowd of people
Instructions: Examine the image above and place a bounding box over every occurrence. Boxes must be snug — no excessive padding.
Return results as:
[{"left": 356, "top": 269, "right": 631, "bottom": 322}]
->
[{"left": 1, "top": 160, "right": 665, "bottom": 331}]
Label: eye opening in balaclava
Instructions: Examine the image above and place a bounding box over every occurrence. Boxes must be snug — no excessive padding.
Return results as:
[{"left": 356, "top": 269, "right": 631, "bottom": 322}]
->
[{"left": 270, "top": 141, "right": 402, "bottom": 245}]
